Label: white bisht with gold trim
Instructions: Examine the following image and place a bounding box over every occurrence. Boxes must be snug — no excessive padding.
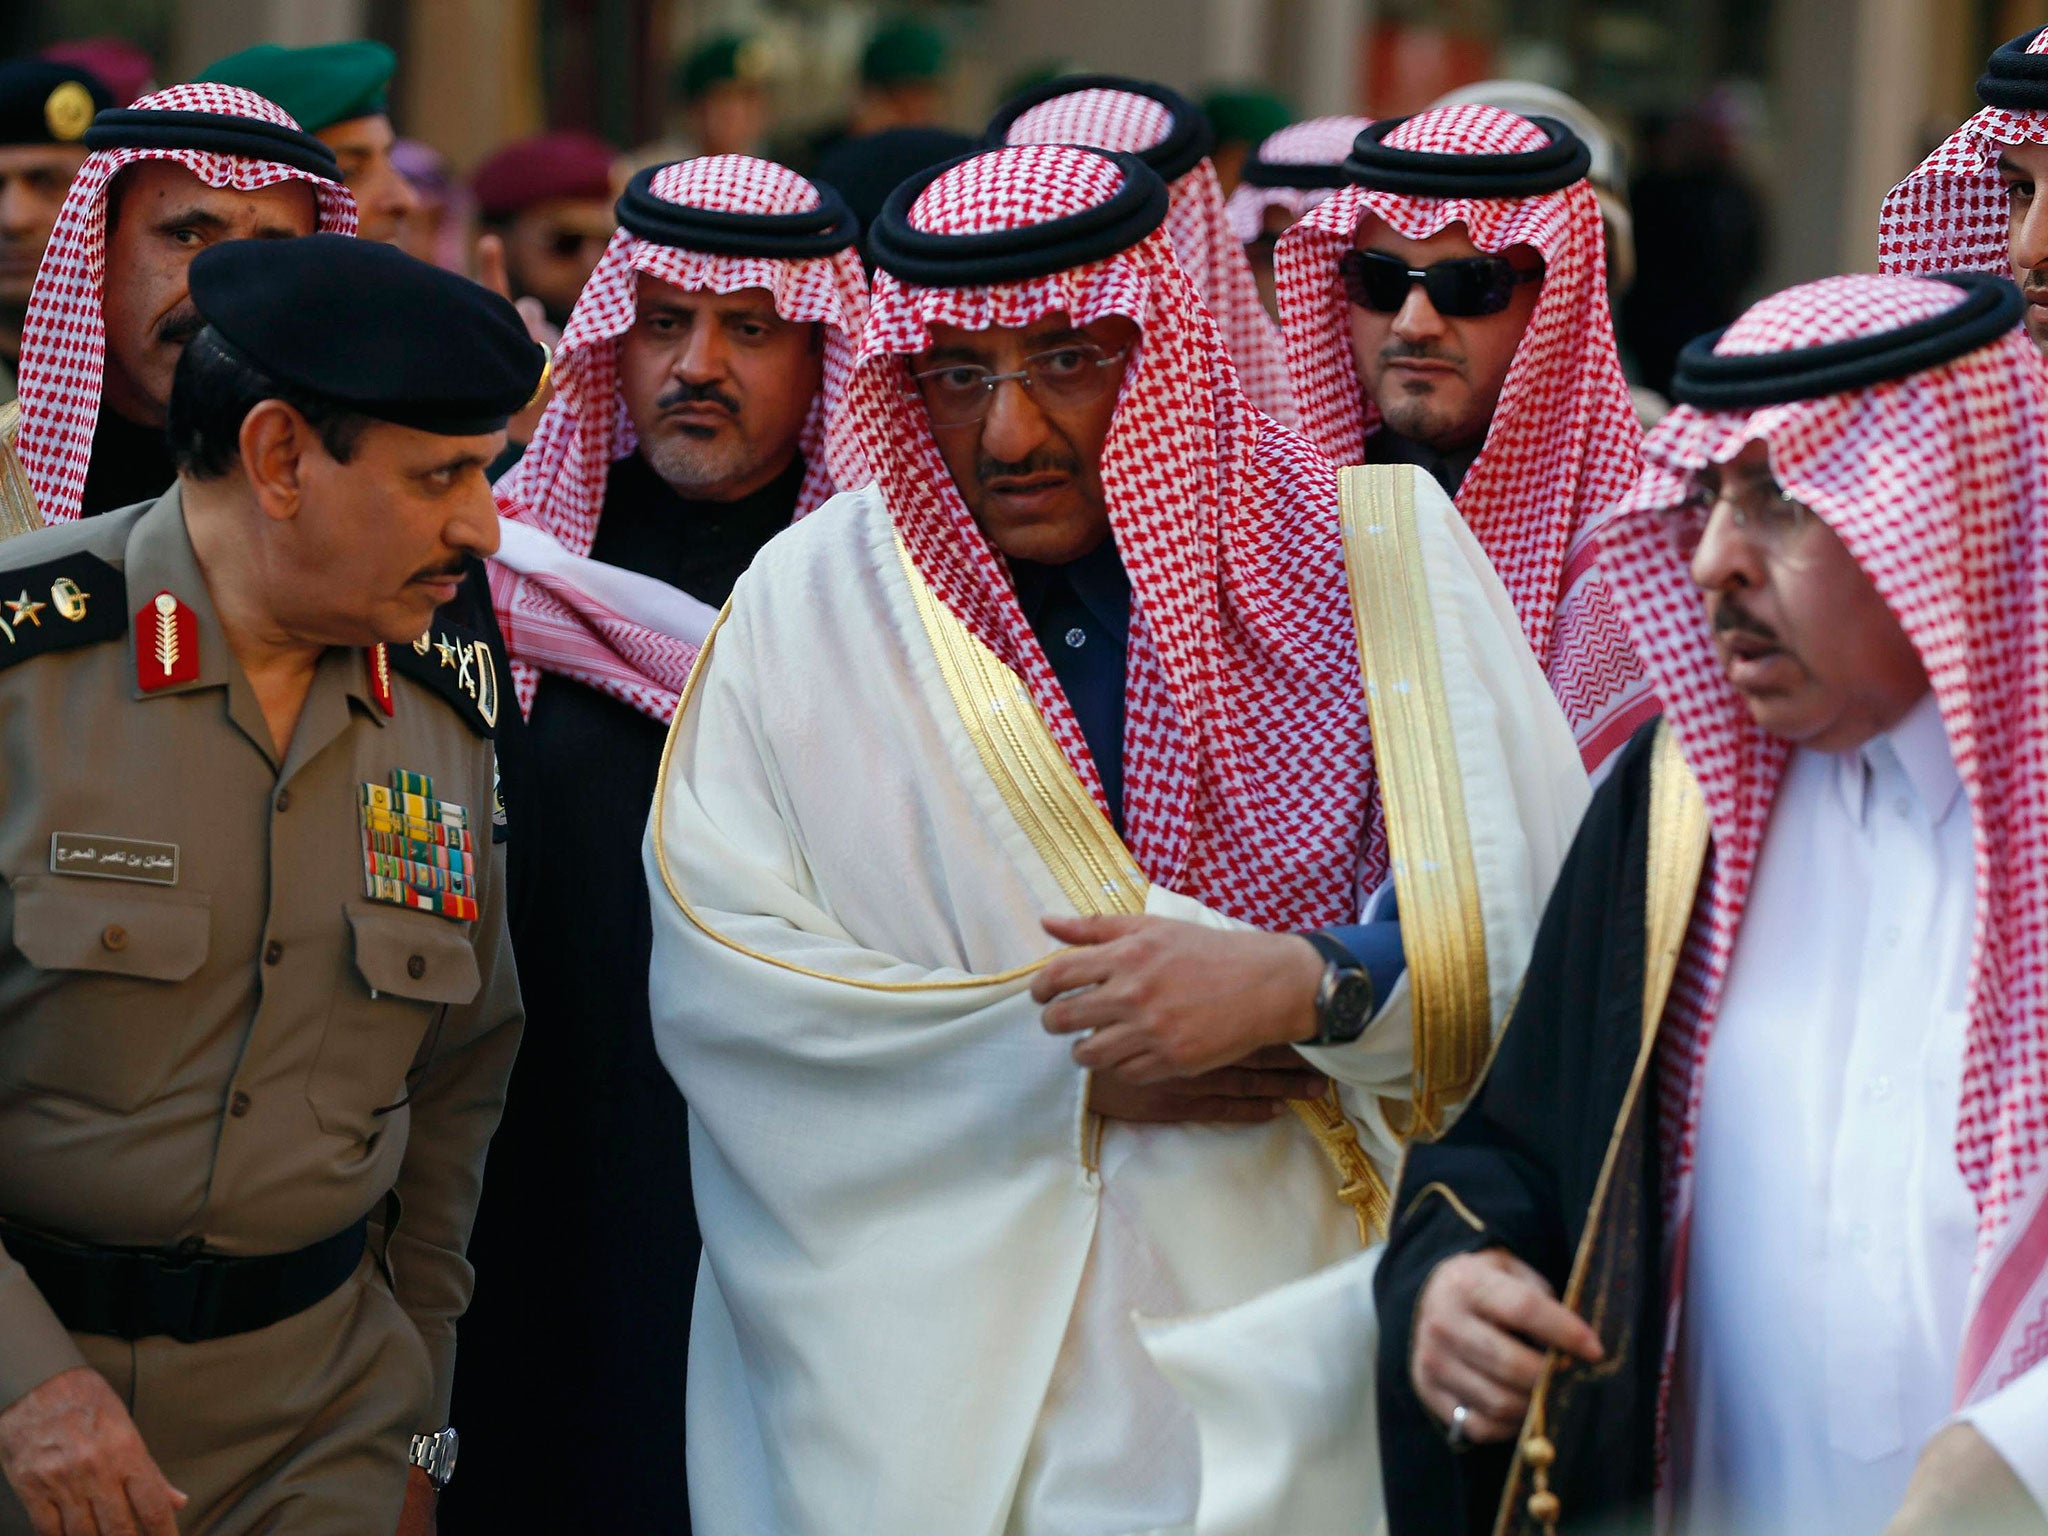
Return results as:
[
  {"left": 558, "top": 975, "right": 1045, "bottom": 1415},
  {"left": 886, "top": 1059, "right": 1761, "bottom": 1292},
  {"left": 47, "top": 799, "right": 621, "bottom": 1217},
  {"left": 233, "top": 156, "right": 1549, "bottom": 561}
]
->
[{"left": 645, "top": 467, "right": 1589, "bottom": 1536}]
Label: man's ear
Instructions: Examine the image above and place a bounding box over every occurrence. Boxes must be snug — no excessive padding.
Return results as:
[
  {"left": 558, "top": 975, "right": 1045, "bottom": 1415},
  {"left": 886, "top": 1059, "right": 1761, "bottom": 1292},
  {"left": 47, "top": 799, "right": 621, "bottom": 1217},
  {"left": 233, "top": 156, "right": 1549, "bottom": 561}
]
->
[{"left": 239, "top": 399, "right": 311, "bottom": 523}]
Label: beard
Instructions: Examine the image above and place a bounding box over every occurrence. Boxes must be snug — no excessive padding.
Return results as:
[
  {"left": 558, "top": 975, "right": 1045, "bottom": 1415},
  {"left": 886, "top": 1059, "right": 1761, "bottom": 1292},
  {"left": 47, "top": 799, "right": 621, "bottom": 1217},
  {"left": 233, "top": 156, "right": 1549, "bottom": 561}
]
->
[{"left": 639, "top": 422, "right": 770, "bottom": 499}]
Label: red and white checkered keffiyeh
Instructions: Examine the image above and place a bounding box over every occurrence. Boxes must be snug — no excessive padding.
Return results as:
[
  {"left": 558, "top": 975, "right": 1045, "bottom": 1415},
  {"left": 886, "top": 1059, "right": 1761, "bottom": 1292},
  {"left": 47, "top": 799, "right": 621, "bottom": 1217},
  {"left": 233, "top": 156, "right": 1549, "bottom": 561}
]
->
[
  {"left": 1223, "top": 115, "right": 1372, "bottom": 244},
  {"left": 1274, "top": 104, "right": 1654, "bottom": 775},
  {"left": 1600, "top": 272, "right": 2048, "bottom": 1431},
  {"left": 14, "top": 84, "right": 358, "bottom": 525},
  {"left": 854, "top": 144, "right": 1383, "bottom": 930},
  {"left": 1879, "top": 28, "right": 2048, "bottom": 278},
  {"left": 999, "top": 88, "right": 1299, "bottom": 427},
  {"left": 491, "top": 155, "right": 870, "bottom": 722}
]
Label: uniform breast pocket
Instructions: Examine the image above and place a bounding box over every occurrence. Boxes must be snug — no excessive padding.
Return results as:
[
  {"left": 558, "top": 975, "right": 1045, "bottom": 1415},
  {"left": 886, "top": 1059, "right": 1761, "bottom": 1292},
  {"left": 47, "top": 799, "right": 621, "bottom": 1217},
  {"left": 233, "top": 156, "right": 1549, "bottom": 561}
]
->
[
  {"left": 307, "top": 900, "right": 482, "bottom": 1139},
  {"left": 2, "top": 877, "right": 212, "bottom": 1114}
]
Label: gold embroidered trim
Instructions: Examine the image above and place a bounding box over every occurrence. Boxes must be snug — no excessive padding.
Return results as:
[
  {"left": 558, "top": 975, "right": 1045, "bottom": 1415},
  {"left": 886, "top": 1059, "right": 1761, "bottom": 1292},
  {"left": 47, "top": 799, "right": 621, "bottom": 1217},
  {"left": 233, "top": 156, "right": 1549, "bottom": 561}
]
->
[
  {"left": 895, "top": 538, "right": 1148, "bottom": 919},
  {"left": 1497, "top": 722, "right": 1709, "bottom": 1536},
  {"left": 0, "top": 403, "right": 43, "bottom": 541},
  {"left": 1400, "top": 1179, "right": 1486, "bottom": 1234},
  {"left": 649, "top": 602, "right": 1048, "bottom": 993},
  {"left": 1340, "top": 465, "right": 1492, "bottom": 1138}
]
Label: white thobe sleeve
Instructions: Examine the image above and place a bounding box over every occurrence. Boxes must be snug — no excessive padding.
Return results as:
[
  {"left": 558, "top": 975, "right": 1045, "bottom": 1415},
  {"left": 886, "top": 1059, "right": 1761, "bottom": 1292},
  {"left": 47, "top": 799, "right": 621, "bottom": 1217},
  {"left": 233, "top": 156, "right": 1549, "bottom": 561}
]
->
[{"left": 1960, "top": 1362, "right": 2048, "bottom": 1517}]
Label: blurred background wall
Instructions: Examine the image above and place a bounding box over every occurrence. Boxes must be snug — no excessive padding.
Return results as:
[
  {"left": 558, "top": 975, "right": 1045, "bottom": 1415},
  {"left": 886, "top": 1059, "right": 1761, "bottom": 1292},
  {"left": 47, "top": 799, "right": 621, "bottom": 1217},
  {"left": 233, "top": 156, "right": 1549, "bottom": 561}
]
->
[{"left": 2, "top": 0, "right": 2034, "bottom": 292}]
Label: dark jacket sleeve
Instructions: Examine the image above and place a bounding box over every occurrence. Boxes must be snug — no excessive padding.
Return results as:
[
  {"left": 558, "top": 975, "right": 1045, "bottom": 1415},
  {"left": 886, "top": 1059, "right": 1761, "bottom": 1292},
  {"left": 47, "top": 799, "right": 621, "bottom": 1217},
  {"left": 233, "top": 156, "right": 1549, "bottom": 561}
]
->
[{"left": 1375, "top": 720, "right": 1661, "bottom": 1536}]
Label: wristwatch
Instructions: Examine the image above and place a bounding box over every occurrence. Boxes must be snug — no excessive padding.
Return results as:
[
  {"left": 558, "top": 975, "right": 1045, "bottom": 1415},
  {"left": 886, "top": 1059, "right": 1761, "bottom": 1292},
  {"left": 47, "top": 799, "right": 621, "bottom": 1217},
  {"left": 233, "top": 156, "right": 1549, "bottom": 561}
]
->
[
  {"left": 1301, "top": 930, "right": 1375, "bottom": 1045},
  {"left": 409, "top": 1426, "right": 459, "bottom": 1490}
]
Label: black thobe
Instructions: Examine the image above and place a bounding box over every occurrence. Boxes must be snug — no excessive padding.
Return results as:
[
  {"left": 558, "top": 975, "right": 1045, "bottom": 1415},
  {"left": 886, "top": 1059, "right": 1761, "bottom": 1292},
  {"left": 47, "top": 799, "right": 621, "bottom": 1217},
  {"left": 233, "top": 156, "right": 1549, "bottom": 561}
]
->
[
  {"left": 1365, "top": 424, "right": 1483, "bottom": 500},
  {"left": 444, "top": 451, "right": 801, "bottom": 1534},
  {"left": 1376, "top": 721, "right": 1668, "bottom": 1536},
  {"left": 78, "top": 406, "right": 177, "bottom": 519}
]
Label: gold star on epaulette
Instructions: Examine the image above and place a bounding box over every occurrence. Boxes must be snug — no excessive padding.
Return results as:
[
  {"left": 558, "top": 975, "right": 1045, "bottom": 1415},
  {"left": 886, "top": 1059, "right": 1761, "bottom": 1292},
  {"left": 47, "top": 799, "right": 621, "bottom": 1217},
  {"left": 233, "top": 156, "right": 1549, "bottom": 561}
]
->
[
  {"left": 435, "top": 636, "right": 459, "bottom": 668},
  {"left": 7, "top": 590, "right": 47, "bottom": 628}
]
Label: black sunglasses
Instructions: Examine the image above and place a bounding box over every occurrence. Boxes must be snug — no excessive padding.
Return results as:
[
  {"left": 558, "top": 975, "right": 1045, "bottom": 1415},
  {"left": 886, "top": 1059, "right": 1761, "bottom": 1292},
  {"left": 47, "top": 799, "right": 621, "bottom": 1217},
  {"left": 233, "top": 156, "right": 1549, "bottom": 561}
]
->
[{"left": 1337, "top": 249, "right": 1544, "bottom": 317}]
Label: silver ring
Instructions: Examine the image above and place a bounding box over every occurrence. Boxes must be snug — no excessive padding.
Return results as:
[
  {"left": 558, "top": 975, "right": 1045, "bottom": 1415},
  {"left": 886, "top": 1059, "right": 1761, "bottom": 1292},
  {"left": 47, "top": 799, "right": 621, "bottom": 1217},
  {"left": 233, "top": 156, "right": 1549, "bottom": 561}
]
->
[{"left": 1448, "top": 1402, "right": 1470, "bottom": 1447}]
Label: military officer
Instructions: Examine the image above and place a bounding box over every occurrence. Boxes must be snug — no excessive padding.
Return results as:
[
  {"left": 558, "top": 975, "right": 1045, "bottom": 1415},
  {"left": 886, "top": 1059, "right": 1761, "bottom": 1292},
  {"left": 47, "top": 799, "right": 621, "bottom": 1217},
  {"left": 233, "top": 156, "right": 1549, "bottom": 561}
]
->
[{"left": 0, "top": 232, "right": 539, "bottom": 1536}]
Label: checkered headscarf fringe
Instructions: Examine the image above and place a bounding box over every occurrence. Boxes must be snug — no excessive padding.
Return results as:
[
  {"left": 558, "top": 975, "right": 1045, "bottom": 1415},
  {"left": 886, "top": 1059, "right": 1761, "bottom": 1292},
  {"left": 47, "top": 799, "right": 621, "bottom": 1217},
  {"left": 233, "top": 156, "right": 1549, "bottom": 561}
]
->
[
  {"left": 854, "top": 145, "right": 1384, "bottom": 930},
  {"left": 1224, "top": 116, "right": 1372, "bottom": 243},
  {"left": 1601, "top": 273, "right": 2048, "bottom": 1428},
  {"left": 15, "top": 84, "right": 358, "bottom": 525},
  {"left": 492, "top": 155, "right": 871, "bottom": 721},
  {"left": 1879, "top": 28, "right": 2048, "bottom": 278},
  {"left": 1275, "top": 105, "right": 1654, "bottom": 774},
  {"left": 1001, "top": 88, "right": 1299, "bottom": 426}
]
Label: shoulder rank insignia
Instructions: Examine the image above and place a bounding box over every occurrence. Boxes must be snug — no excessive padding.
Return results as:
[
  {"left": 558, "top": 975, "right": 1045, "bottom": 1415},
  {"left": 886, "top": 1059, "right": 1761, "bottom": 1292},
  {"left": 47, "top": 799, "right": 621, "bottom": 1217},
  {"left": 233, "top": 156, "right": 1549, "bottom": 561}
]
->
[
  {"left": 134, "top": 589, "right": 199, "bottom": 692},
  {"left": 0, "top": 554, "right": 125, "bottom": 671},
  {"left": 359, "top": 768, "right": 479, "bottom": 921},
  {"left": 388, "top": 625, "right": 499, "bottom": 739}
]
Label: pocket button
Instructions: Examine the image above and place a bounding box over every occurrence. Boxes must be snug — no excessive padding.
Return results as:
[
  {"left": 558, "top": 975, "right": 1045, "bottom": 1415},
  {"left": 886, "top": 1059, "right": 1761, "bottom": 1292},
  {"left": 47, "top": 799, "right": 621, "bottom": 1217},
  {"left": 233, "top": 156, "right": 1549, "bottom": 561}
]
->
[
  {"left": 406, "top": 954, "right": 426, "bottom": 981},
  {"left": 101, "top": 925, "right": 128, "bottom": 952}
]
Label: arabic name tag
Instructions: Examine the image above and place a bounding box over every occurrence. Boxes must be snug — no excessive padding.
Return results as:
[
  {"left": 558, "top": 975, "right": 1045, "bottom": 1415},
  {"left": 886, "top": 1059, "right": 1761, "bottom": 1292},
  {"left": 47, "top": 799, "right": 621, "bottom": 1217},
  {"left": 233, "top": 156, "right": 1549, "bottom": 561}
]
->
[{"left": 49, "top": 832, "right": 180, "bottom": 886}]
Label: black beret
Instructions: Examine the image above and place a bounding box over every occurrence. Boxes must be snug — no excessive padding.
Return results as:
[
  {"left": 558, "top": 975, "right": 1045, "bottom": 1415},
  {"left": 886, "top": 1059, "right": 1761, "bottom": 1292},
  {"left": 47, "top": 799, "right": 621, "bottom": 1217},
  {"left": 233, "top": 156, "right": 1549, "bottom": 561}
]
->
[
  {"left": 187, "top": 234, "right": 547, "bottom": 435},
  {"left": 0, "top": 58, "right": 113, "bottom": 148}
]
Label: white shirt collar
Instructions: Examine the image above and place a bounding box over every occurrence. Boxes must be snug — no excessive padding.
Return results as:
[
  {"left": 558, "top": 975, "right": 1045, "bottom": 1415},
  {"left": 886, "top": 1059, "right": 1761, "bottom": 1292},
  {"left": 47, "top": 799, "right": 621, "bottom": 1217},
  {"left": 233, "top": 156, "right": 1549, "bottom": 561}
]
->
[{"left": 1830, "top": 691, "right": 1962, "bottom": 829}]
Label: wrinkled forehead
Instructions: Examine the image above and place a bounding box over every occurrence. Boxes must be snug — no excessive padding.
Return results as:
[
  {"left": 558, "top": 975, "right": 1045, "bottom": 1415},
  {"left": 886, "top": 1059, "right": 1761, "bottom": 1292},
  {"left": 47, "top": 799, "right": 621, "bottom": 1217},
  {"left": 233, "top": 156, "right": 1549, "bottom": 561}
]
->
[
  {"left": 1993, "top": 136, "right": 2048, "bottom": 174},
  {"left": 916, "top": 308, "right": 1131, "bottom": 356},
  {"left": 106, "top": 156, "right": 320, "bottom": 227},
  {"left": 629, "top": 268, "right": 780, "bottom": 312}
]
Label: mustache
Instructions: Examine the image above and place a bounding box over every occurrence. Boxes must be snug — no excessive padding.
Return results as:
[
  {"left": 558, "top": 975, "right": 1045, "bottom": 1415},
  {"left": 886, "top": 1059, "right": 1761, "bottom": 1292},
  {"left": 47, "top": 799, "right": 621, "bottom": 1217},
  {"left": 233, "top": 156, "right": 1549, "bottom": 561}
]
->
[
  {"left": 156, "top": 305, "right": 205, "bottom": 347},
  {"left": 977, "top": 449, "right": 1080, "bottom": 483},
  {"left": 1379, "top": 339, "right": 1465, "bottom": 369},
  {"left": 409, "top": 559, "right": 467, "bottom": 584},
  {"left": 1710, "top": 596, "right": 1779, "bottom": 647},
  {"left": 655, "top": 380, "right": 740, "bottom": 415}
]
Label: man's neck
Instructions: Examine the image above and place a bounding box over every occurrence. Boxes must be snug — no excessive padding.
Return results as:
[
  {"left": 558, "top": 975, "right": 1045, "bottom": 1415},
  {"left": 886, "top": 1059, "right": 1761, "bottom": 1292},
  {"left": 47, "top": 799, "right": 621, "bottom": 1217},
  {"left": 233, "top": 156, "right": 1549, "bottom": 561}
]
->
[
  {"left": 181, "top": 477, "right": 325, "bottom": 757},
  {"left": 0, "top": 307, "right": 22, "bottom": 372}
]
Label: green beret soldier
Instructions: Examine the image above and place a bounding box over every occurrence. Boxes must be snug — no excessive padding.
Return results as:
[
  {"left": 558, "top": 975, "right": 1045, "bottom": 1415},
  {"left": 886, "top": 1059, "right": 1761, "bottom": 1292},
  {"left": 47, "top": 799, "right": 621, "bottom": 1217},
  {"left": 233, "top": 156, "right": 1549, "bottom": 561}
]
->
[
  {"left": 198, "top": 41, "right": 420, "bottom": 243},
  {"left": 0, "top": 234, "right": 541, "bottom": 1536}
]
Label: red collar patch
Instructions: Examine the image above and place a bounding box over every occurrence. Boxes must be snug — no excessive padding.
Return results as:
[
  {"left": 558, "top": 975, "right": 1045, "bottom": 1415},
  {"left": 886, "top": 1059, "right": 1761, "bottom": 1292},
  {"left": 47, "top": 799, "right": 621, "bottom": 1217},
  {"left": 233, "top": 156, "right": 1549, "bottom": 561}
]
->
[{"left": 134, "top": 590, "right": 198, "bottom": 692}]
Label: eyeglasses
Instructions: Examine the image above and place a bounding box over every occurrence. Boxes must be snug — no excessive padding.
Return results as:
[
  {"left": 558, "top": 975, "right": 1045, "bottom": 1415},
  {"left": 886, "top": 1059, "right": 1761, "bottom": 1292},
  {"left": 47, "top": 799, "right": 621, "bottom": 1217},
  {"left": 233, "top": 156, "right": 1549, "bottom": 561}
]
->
[
  {"left": 1337, "top": 249, "right": 1544, "bottom": 318},
  {"left": 909, "top": 342, "right": 1130, "bottom": 427},
  {"left": 1652, "top": 474, "right": 1813, "bottom": 558}
]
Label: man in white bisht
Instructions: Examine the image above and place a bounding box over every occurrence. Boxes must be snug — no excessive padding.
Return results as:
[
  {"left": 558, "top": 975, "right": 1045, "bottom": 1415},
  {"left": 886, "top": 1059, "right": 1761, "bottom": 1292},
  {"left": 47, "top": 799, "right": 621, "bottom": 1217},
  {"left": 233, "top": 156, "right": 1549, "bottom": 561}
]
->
[{"left": 644, "top": 143, "right": 1589, "bottom": 1535}]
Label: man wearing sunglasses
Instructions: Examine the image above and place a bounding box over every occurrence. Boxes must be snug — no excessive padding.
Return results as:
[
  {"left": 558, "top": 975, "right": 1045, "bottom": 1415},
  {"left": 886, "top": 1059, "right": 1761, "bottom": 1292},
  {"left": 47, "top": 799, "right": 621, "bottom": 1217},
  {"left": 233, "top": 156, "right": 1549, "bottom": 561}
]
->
[
  {"left": 1379, "top": 271, "right": 2048, "bottom": 1536},
  {"left": 469, "top": 131, "right": 619, "bottom": 332},
  {"left": 1277, "top": 104, "right": 1655, "bottom": 778},
  {"left": 1881, "top": 28, "right": 2048, "bottom": 357},
  {"left": 644, "top": 144, "right": 1589, "bottom": 1534}
]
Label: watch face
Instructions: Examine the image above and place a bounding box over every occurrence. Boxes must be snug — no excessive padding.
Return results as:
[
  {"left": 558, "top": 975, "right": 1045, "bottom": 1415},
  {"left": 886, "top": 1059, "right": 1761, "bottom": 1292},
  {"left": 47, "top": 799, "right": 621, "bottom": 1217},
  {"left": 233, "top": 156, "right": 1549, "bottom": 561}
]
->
[{"left": 1331, "top": 971, "right": 1374, "bottom": 1033}]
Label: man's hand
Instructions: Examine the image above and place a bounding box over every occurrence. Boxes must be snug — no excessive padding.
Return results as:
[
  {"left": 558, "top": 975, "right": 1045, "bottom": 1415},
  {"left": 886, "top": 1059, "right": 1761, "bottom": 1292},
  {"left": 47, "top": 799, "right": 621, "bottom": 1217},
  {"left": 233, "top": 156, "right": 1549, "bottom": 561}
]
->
[
  {"left": 1034, "top": 914, "right": 1323, "bottom": 1081},
  {"left": 1410, "top": 1249, "right": 1603, "bottom": 1445},
  {"left": 1090, "top": 1045, "right": 1330, "bottom": 1124},
  {"left": 1884, "top": 1423, "right": 2048, "bottom": 1536},
  {"left": 0, "top": 1367, "right": 187, "bottom": 1536},
  {"left": 475, "top": 233, "right": 560, "bottom": 445},
  {"left": 395, "top": 1466, "right": 438, "bottom": 1536}
]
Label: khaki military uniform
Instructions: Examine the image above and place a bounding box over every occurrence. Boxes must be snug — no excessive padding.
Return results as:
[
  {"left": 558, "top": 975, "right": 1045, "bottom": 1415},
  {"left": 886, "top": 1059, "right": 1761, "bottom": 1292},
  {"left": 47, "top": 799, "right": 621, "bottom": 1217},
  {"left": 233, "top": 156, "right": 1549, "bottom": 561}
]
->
[{"left": 0, "top": 486, "right": 521, "bottom": 1533}]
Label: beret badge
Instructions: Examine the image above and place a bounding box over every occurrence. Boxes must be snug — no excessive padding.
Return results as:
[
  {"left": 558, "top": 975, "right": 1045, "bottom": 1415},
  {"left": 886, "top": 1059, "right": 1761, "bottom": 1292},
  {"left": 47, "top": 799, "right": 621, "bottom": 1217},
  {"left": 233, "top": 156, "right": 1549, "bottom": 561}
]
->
[{"left": 44, "top": 81, "right": 95, "bottom": 142}]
